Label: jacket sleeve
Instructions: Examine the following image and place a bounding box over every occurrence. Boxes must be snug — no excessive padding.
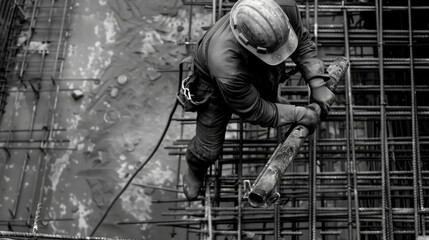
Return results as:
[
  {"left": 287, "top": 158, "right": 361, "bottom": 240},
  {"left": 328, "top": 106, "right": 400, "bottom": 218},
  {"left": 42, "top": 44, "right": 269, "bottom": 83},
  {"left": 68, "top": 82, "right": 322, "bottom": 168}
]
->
[
  {"left": 204, "top": 18, "right": 281, "bottom": 128},
  {"left": 281, "top": 1, "right": 330, "bottom": 81},
  {"left": 215, "top": 76, "right": 279, "bottom": 127}
]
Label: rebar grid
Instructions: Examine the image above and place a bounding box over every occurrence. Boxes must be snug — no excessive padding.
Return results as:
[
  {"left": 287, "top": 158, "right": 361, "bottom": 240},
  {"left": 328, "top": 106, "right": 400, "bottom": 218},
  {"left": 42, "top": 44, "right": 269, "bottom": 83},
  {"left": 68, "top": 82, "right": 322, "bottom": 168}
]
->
[
  {"left": 0, "top": 0, "right": 74, "bottom": 228},
  {"left": 0, "top": 0, "right": 25, "bottom": 123},
  {"left": 0, "top": 0, "right": 106, "bottom": 234},
  {"left": 162, "top": 0, "right": 429, "bottom": 239},
  {"left": 0, "top": 0, "right": 428, "bottom": 239}
]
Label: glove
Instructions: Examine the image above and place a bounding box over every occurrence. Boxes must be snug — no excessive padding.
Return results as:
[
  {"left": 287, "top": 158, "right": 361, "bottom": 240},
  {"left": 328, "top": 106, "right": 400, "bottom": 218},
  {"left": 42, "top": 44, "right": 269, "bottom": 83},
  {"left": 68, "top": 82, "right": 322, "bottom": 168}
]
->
[
  {"left": 277, "top": 96, "right": 290, "bottom": 104},
  {"left": 308, "top": 77, "right": 335, "bottom": 119},
  {"left": 294, "top": 103, "right": 321, "bottom": 134},
  {"left": 275, "top": 103, "right": 321, "bottom": 134},
  {"left": 296, "top": 58, "right": 330, "bottom": 81}
]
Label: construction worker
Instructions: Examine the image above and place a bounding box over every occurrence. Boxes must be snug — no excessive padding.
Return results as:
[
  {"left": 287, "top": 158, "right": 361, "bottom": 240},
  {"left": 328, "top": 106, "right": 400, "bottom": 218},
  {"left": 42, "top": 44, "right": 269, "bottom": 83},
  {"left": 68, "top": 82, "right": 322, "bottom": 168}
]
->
[{"left": 179, "top": 0, "right": 335, "bottom": 200}]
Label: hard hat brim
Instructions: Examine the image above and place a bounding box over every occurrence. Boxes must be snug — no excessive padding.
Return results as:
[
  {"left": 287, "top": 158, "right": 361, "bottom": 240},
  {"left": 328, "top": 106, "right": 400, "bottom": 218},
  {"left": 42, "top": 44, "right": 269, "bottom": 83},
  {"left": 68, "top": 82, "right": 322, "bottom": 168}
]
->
[{"left": 229, "top": 14, "right": 298, "bottom": 66}]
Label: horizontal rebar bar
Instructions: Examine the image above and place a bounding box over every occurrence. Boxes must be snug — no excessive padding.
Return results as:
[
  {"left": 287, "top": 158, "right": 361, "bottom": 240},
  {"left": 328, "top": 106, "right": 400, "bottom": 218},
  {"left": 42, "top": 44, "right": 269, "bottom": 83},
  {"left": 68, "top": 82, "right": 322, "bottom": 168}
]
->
[
  {"left": 0, "top": 218, "right": 74, "bottom": 223},
  {"left": 0, "top": 128, "right": 66, "bottom": 133},
  {"left": 0, "top": 231, "right": 132, "bottom": 240},
  {"left": 280, "top": 85, "right": 429, "bottom": 93},
  {"left": 186, "top": 1, "right": 429, "bottom": 11}
]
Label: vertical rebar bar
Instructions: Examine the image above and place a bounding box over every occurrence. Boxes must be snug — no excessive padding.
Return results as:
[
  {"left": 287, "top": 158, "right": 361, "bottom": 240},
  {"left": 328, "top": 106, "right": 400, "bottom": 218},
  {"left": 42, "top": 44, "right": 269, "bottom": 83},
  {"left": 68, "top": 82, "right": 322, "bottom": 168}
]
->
[
  {"left": 274, "top": 128, "right": 282, "bottom": 240},
  {"left": 217, "top": 0, "right": 222, "bottom": 20},
  {"left": 186, "top": 2, "right": 193, "bottom": 56},
  {"left": 303, "top": 9, "right": 310, "bottom": 240},
  {"left": 28, "top": 153, "right": 42, "bottom": 227},
  {"left": 212, "top": 0, "right": 216, "bottom": 24},
  {"left": 375, "top": 1, "right": 387, "bottom": 238},
  {"left": 170, "top": 99, "right": 185, "bottom": 239},
  {"left": 305, "top": 0, "right": 310, "bottom": 31},
  {"left": 237, "top": 119, "right": 243, "bottom": 240},
  {"left": 343, "top": 7, "right": 353, "bottom": 240},
  {"left": 343, "top": 5, "right": 361, "bottom": 240},
  {"left": 385, "top": 121, "right": 394, "bottom": 238},
  {"left": 9, "top": 152, "right": 30, "bottom": 218},
  {"left": 309, "top": 1, "right": 318, "bottom": 239},
  {"left": 407, "top": 0, "right": 423, "bottom": 237},
  {"left": 302, "top": 0, "right": 310, "bottom": 233},
  {"left": 205, "top": 181, "right": 213, "bottom": 240},
  {"left": 375, "top": 0, "right": 393, "bottom": 239}
]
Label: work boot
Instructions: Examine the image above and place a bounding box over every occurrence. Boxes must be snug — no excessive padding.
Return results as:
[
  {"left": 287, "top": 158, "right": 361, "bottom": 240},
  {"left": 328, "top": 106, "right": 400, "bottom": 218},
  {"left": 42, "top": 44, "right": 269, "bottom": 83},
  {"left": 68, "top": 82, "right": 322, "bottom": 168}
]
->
[{"left": 183, "top": 167, "right": 205, "bottom": 200}]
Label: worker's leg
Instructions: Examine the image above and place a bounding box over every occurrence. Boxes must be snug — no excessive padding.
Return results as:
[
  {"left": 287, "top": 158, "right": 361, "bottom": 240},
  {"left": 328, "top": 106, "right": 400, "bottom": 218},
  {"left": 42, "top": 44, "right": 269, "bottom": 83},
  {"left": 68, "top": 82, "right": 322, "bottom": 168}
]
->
[{"left": 183, "top": 97, "right": 232, "bottom": 200}]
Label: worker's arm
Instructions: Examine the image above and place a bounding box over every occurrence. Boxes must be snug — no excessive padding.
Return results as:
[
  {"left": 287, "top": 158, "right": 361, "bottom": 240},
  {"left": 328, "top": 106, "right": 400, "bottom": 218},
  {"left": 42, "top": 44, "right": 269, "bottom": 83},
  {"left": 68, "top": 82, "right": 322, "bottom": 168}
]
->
[
  {"left": 215, "top": 76, "right": 278, "bottom": 127},
  {"left": 280, "top": 0, "right": 326, "bottom": 80},
  {"left": 206, "top": 36, "right": 279, "bottom": 127},
  {"left": 280, "top": 0, "right": 335, "bottom": 118},
  {"left": 215, "top": 76, "right": 320, "bottom": 132},
  {"left": 206, "top": 26, "right": 320, "bottom": 130}
]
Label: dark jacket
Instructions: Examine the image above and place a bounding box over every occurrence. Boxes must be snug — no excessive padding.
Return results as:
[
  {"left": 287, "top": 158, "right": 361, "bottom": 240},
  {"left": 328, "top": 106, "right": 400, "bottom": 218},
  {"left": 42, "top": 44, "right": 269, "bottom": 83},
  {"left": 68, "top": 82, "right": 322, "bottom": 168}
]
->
[{"left": 192, "top": 0, "right": 325, "bottom": 127}]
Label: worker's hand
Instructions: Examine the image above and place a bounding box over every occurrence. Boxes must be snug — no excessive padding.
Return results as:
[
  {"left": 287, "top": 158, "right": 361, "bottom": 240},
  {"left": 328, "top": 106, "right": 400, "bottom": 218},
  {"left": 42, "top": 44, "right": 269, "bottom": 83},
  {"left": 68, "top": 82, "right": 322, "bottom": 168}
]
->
[
  {"left": 275, "top": 103, "right": 321, "bottom": 134},
  {"left": 308, "top": 77, "right": 335, "bottom": 120},
  {"left": 295, "top": 103, "right": 321, "bottom": 134}
]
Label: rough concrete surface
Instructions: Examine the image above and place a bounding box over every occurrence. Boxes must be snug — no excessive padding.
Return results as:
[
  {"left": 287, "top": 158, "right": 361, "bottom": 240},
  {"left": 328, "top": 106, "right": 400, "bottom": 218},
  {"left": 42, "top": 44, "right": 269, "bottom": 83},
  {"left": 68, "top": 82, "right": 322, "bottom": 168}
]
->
[{"left": 0, "top": 0, "right": 211, "bottom": 239}]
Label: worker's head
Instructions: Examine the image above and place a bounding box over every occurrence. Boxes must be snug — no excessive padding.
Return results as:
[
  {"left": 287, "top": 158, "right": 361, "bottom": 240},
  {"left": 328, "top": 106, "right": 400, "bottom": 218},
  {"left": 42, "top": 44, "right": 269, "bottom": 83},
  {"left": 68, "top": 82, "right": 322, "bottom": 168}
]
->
[{"left": 230, "top": 0, "right": 298, "bottom": 65}]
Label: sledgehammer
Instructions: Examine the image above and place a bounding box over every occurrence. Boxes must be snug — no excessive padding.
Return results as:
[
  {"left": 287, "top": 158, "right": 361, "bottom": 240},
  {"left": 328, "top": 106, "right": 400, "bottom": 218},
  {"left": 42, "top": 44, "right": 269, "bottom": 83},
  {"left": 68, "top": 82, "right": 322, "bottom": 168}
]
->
[{"left": 243, "top": 57, "right": 350, "bottom": 208}]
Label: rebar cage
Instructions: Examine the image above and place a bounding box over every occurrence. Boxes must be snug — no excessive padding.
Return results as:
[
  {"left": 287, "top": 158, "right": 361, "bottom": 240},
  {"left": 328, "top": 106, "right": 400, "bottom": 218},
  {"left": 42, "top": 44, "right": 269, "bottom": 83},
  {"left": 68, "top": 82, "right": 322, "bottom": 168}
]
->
[
  {"left": 0, "top": 0, "right": 428, "bottom": 240},
  {"left": 165, "top": 0, "right": 429, "bottom": 239}
]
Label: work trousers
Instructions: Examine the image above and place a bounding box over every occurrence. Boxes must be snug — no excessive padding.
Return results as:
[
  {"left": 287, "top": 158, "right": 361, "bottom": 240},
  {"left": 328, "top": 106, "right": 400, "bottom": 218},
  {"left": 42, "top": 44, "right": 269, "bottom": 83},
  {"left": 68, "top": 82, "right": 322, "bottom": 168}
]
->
[{"left": 186, "top": 93, "right": 233, "bottom": 174}]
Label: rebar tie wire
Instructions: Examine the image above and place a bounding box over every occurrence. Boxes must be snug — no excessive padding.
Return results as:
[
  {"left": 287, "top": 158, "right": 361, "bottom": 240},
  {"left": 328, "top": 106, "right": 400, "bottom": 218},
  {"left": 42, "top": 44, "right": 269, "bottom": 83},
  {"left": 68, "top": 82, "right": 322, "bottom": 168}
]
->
[{"left": 32, "top": 202, "right": 42, "bottom": 236}]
